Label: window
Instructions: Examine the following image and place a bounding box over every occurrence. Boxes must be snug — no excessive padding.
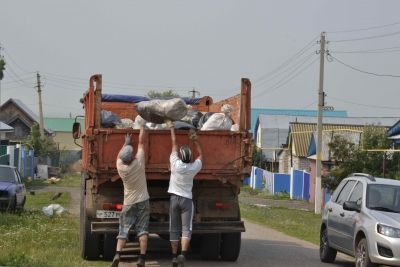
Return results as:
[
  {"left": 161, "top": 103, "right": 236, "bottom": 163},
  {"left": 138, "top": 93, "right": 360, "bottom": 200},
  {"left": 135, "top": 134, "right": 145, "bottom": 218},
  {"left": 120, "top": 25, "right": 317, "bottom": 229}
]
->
[
  {"left": 367, "top": 184, "right": 400, "bottom": 213},
  {"left": 336, "top": 180, "right": 356, "bottom": 205},
  {"left": 348, "top": 182, "right": 363, "bottom": 206},
  {"left": 331, "top": 180, "right": 348, "bottom": 203}
]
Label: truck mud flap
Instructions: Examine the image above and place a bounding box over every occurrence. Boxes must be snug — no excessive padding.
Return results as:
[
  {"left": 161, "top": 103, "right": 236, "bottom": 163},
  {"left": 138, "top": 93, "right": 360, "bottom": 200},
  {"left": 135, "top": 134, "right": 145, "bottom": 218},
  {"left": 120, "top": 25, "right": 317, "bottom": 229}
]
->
[{"left": 91, "top": 221, "right": 245, "bottom": 234}]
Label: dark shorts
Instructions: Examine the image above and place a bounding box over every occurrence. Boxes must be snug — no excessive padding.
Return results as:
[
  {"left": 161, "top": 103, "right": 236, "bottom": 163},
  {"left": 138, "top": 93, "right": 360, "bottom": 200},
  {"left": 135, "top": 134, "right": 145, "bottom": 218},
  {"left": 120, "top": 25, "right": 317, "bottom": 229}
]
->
[
  {"left": 117, "top": 199, "right": 150, "bottom": 240},
  {"left": 169, "top": 195, "right": 194, "bottom": 241}
]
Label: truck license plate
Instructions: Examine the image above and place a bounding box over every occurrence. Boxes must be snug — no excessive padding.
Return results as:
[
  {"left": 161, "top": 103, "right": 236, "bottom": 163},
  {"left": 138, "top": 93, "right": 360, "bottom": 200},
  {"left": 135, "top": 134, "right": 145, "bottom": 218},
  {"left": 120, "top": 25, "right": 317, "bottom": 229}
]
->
[{"left": 96, "top": 210, "right": 121, "bottom": 218}]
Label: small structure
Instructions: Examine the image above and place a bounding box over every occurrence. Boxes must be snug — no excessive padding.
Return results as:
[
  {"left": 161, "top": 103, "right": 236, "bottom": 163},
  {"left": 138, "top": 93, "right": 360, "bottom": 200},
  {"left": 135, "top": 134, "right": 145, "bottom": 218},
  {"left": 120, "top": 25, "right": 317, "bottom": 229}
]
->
[{"left": 0, "top": 121, "right": 13, "bottom": 141}]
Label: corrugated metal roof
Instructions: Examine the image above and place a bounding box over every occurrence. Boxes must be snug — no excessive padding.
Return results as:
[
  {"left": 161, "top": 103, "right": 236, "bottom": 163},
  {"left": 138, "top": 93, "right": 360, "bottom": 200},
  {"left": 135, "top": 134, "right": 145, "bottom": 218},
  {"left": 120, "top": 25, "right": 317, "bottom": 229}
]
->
[
  {"left": 251, "top": 108, "right": 348, "bottom": 133},
  {"left": 44, "top": 118, "right": 85, "bottom": 132},
  {"left": 290, "top": 123, "right": 368, "bottom": 157}
]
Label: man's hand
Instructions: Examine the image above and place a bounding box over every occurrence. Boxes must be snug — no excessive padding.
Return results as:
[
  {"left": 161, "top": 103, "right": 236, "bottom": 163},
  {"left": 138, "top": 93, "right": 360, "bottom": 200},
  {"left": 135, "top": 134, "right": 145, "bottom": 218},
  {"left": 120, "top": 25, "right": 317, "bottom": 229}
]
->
[
  {"left": 189, "top": 129, "right": 198, "bottom": 142},
  {"left": 165, "top": 120, "right": 174, "bottom": 129},
  {"left": 124, "top": 133, "right": 132, "bottom": 146}
]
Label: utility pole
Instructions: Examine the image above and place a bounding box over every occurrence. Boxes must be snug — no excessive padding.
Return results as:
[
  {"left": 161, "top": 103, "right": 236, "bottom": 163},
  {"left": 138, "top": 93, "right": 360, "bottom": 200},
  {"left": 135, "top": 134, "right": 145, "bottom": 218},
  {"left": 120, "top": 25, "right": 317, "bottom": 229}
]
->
[
  {"left": 315, "top": 32, "right": 326, "bottom": 214},
  {"left": 0, "top": 43, "right": 4, "bottom": 106},
  {"left": 36, "top": 72, "right": 45, "bottom": 137},
  {"left": 188, "top": 88, "right": 200, "bottom": 98}
]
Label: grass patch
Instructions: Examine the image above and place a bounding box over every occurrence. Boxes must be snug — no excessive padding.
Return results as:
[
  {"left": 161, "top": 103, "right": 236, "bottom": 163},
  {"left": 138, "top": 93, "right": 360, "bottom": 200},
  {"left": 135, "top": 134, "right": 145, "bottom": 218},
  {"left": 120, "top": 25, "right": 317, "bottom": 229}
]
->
[
  {"left": 25, "top": 172, "right": 81, "bottom": 188},
  {"left": 240, "top": 203, "right": 322, "bottom": 245},
  {"left": 0, "top": 191, "right": 107, "bottom": 267},
  {"left": 240, "top": 185, "right": 290, "bottom": 200}
]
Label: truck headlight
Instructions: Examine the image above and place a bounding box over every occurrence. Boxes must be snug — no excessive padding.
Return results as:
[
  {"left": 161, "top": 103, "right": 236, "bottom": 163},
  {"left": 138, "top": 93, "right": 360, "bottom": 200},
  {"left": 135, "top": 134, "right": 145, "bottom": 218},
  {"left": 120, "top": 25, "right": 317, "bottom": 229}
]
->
[{"left": 377, "top": 224, "right": 400, "bottom": 238}]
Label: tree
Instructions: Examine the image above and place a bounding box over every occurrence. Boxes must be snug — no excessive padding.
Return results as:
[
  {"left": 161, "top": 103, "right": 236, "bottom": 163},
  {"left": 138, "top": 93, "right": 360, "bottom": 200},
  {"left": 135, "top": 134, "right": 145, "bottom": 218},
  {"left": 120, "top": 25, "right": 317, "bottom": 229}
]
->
[
  {"left": 26, "top": 124, "right": 59, "bottom": 160},
  {"left": 0, "top": 58, "right": 5, "bottom": 80},
  {"left": 252, "top": 145, "right": 267, "bottom": 169},
  {"left": 324, "top": 126, "right": 399, "bottom": 191},
  {"left": 147, "top": 89, "right": 179, "bottom": 98}
]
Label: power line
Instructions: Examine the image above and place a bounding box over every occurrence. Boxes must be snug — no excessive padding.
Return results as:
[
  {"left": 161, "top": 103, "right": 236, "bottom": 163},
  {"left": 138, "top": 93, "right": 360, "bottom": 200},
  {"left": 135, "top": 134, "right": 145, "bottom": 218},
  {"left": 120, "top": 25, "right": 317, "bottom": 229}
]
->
[
  {"left": 252, "top": 57, "right": 318, "bottom": 98},
  {"left": 328, "top": 53, "right": 400, "bottom": 78},
  {"left": 254, "top": 52, "right": 316, "bottom": 87},
  {"left": 329, "top": 30, "right": 400, "bottom": 43},
  {"left": 330, "top": 46, "right": 400, "bottom": 54},
  {"left": 329, "top": 96, "right": 400, "bottom": 110},
  {"left": 327, "top": 21, "right": 400, "bottom": 34},
  {"left": 253, "top": 34, "right": 319, "bottom": 84}
]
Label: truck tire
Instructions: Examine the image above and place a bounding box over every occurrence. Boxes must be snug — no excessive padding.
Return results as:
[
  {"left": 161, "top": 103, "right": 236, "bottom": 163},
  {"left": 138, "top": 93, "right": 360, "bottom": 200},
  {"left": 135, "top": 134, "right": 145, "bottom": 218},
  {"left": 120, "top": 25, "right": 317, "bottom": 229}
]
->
[
  {"left": 220, "top": 232, "right": 241, "bottom": 261},
  {"left": 200, "top": 234, "right": 221, "bottom": 260},
  {"left": 80, "top": 178, "right": 100, "bottom": 260},
  {"left": 102, "top": 233, "right": 117, "bottom": 261}
]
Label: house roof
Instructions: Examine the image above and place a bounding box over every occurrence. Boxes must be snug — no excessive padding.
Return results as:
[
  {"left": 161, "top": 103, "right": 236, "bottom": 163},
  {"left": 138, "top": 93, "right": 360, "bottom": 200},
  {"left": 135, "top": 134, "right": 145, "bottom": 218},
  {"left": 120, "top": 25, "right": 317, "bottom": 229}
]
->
[
  {"left": 0, "top": 98, "right": 52, "bottom": 134},
  {"left": 44, "top": 118, "right": 85, "bottom": 132},
  {"left": 290, "top": 122, "right": 390, "bottom": 157},
  {"left": 0, "top": 122, "right": 14, "bottom": 132},
  {"left": 388, "top": 119, "right": 400, "bottom": 137},
  {"left": 1, "top": 98, "right": 40, "bottom": 122},
  {"left": 251, "top": 108, "right": 348, "bottom": 133}
]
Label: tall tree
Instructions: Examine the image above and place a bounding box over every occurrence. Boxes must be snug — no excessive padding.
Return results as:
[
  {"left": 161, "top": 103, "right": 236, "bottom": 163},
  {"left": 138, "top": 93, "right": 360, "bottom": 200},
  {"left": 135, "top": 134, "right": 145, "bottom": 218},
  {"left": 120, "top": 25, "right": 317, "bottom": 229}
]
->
[{"left": 324, "top": 126, "right": 399, "bottom": 191}]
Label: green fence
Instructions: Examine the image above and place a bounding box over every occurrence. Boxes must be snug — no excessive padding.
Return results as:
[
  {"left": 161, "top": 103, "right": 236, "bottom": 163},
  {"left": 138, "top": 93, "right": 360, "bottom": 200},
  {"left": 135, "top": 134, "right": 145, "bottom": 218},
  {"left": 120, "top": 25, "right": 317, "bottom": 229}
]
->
[
  {"left": 0, "top": 154, "right": 10, "bottom": 165},
  {"left": 0, "top": 145, "right": 7, "bottom": 156}
]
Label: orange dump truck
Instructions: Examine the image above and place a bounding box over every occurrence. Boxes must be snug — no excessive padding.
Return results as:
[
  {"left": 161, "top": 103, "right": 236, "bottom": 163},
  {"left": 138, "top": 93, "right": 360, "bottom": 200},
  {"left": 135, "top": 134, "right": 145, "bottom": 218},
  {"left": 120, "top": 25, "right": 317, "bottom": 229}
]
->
[{"left": 73, "top": 74, "right": 252, "bottom": 261}]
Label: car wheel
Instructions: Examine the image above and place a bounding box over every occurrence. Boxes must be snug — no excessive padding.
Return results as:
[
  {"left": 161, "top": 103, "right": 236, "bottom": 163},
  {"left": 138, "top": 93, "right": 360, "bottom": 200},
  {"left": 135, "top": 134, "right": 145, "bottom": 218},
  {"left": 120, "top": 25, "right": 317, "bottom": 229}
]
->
[
  {"left": 355, "top": 238, "right": 377, "bottom": 267},
  {"left": 320, "top": 228, "right": 337, "bottom": 263}
]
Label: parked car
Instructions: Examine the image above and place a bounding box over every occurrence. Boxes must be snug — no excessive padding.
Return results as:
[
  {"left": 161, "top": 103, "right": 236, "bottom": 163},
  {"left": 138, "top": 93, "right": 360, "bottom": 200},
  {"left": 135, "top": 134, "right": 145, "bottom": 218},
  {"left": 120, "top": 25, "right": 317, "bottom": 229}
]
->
[
  {"left": 0, "top": 165, "right": 26, "bottom": 211},
  {"left": 320, "top": 173, "right": 400, "bottom": 267}
]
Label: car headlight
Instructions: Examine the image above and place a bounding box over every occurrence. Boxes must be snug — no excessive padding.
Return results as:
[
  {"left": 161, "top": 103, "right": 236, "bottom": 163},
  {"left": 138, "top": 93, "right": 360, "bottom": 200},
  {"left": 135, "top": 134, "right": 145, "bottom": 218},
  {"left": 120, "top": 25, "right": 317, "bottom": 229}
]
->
[{"left": 377, "top": 224, "right": 400, "bottom": 238}]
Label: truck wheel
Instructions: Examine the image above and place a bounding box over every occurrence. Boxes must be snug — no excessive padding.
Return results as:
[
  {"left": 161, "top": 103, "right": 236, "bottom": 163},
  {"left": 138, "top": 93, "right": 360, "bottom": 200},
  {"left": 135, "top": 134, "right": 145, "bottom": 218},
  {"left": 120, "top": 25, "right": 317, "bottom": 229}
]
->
[
  {"left": 80, "top": 179, "right": 100, "bottom": 260},
  {"left": 102, "top": 233, "right": 117, "bottom": 261},
  {"left": 220, "top": 232, "right": 241, "bottom": 261},
  {"left": 200, "top": 234, "right": 220, "bottom": 260}
]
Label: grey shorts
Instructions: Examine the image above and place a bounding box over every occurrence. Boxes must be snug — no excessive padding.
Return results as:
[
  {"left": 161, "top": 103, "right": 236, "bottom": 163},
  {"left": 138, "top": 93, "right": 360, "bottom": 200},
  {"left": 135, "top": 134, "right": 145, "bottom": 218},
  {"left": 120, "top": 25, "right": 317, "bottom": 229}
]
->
[
  {"left": 169, "top": 194, "right": 194, "bottom": 241},
  {"left": 117, "top": 199, "right": 150, "bottom": 240}
]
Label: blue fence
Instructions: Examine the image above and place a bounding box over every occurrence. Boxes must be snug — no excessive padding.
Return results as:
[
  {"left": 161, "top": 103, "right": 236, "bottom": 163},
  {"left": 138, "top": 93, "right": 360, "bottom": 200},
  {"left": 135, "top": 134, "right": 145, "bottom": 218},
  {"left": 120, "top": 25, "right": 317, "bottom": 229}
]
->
[{"left": 249, "top": 166, "right": 310, "bottom": 201}]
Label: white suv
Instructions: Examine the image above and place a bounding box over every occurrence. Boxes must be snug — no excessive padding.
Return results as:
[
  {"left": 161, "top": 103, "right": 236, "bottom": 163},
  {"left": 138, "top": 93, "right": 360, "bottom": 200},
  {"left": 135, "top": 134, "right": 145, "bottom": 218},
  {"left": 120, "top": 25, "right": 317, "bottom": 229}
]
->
[{"left": 320, "top": 173, "right": 400, "bottom": 267}]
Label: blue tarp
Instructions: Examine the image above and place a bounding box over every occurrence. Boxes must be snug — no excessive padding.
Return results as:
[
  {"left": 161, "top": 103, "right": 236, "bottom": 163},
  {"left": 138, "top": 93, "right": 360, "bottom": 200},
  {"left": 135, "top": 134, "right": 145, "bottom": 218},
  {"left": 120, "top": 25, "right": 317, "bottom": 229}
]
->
[{"left": 102, "top": 94, "right": 203, "bottom": 105}]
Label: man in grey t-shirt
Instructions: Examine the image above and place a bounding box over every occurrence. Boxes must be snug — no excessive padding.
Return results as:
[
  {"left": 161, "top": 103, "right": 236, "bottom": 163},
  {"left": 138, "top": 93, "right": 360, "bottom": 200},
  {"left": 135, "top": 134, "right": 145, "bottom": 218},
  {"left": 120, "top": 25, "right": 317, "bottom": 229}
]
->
[{"left": 168, "top": 125, "right": 202, "bottom": 267}]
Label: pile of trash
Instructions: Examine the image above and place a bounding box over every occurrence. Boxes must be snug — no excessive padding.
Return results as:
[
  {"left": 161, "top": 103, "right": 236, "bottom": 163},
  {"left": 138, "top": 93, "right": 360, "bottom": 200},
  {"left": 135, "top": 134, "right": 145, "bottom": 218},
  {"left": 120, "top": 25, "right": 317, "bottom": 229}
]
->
[{"left": 101, "top": 98, "right": 239, "bottom": 131}]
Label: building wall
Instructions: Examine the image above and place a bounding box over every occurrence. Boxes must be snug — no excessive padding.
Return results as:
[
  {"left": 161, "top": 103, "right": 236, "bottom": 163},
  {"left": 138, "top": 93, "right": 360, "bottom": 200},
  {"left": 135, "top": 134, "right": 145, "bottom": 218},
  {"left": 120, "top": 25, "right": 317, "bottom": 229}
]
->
[
  {"left": 279, "top": 150, "right": 289, "bottom": 173},
  {"left": 53, "top": 131, "right": 82, "bottom": 150}
]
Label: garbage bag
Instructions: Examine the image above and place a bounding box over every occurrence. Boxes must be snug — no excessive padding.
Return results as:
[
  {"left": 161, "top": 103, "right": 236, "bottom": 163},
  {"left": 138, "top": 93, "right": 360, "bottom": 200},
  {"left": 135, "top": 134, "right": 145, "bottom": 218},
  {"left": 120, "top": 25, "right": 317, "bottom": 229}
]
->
[
  {"left": 180, "top": 110, "right": 203, "bottom": 128},
  {"left": 101, "top": 110, "right": 121, "bottom": 128},
  {"left": 145, "top": 122, "right": 168, "bottom": 130},
  {"left": 42, "top": 204, "right": 68, "bottom": 216},
  {"left": 174, "top": 121, "right": 196, "bottom": 130},
  {"left": 231, "top": 124, "right": 239, "bottom": 131},
  {"left": 116, "top": 118, "right": 135, "bottom": 129},
  {"left": 197, "top": 112, "right": 215, "bottom": 129},
  {"left": 200, "top": 113, "right": 233, "bottom": 131},
  {"left": 133, "top": 115, "right": 147, "bottom": 129},
  {"left": 136, "top": 98, "right": 188, "bottom": 124}
]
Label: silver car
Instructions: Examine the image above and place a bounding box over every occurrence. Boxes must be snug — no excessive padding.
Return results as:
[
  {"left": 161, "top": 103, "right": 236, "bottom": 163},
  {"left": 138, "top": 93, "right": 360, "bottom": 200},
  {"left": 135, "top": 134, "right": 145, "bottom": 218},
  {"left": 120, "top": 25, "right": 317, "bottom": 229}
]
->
[{"left": 320, "top": 173, "right": 400, "bottom": 267}]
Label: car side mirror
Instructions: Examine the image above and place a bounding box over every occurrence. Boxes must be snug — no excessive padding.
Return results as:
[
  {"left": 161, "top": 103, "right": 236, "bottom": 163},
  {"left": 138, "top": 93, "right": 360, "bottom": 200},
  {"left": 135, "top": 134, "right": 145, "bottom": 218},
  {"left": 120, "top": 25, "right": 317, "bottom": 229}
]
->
[
  {"left": 343, "top": 201, "right": 361, "bottom": 212},
  {"left": 72, "top": 122, "right": 81, "bottom": 139}
]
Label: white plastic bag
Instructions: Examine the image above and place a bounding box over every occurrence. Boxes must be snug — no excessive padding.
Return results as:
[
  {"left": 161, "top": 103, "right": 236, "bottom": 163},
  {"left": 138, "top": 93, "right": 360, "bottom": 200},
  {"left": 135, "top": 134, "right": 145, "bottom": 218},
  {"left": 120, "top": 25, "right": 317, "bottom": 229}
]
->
[
  {"left": 200, "top": 113, "right": 233, "bottom": 131},
  {"left": 133, "top": 115, "right": 147, "bottom": 129},
  {"left": 42, "top": 204, "right": 68, "bottom": 216}
]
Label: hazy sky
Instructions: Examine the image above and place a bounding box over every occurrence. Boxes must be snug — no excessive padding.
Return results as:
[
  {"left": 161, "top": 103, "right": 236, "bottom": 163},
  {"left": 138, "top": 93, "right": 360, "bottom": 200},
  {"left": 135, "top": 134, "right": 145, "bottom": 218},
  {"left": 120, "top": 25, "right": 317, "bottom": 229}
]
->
[{"left": 1, "top": 0, "right": 399, "bottom": 118}]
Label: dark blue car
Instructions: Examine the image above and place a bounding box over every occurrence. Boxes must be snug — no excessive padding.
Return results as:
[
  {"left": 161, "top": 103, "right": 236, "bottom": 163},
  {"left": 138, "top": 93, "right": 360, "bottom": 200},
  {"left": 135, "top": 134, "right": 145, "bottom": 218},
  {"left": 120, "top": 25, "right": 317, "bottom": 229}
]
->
[{"left": 0, "top": 165, "right": 26, "bottom": 211}]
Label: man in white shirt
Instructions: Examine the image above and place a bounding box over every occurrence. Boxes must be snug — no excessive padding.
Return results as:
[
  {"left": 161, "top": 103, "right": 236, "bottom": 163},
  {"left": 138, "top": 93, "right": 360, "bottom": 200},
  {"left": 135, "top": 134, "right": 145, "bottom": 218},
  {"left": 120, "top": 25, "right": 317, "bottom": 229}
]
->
[
  {"left": 111, "top": 126, "right": 149, "bottom": 267},
  {"left": 168, "top": 126, "right": 203, "bottom": 267}
]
